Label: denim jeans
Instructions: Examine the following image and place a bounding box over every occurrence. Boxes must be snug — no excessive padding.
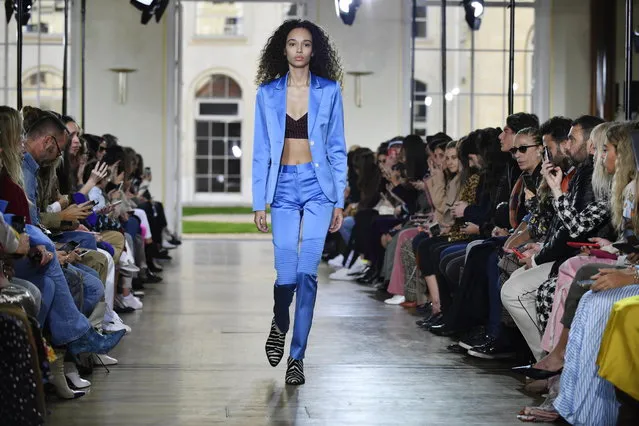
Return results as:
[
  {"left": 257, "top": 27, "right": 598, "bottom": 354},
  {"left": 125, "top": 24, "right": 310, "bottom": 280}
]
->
[
  {"left": 14, "top": 257, "right": 91, "bottom": 346},
  {"left": 339, "top": 215, "right": 355, "bottom": 243},
  {"left": 67, "top": 263, "right": 104, "bottom": 317}
]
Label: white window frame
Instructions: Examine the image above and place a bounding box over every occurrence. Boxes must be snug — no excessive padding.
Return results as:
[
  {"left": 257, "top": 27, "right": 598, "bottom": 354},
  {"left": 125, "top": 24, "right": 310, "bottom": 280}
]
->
[
  {"left": 194, "top": 2, "right": 245, "bottom": 38},
  {"left": 194, "top": 98, "right": 243, "bottom": 194}
]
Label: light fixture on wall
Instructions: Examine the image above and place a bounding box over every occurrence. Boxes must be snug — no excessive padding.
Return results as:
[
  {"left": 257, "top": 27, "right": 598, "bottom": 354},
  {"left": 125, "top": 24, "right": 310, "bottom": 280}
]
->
[
  {"left": 346, "top": 71, "right": 373, "bottom": 108},
  {"left": 109, "top": 68, "right": 137, "bottom": 104},
  {"left": 334, "top": 0, "right": 361, "bottom": 26},
  {"left": 130, "top": 0, "right": 168, "bottom": 25},
  {"left": 462, "top": 0, "right": 484, "bottom": 30}
]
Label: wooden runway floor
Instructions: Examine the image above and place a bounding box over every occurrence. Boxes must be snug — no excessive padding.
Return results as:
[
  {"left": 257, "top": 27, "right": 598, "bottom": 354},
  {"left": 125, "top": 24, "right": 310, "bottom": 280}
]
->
[{"left": 46, "top": 239, "right": 535, "bottom": 426}]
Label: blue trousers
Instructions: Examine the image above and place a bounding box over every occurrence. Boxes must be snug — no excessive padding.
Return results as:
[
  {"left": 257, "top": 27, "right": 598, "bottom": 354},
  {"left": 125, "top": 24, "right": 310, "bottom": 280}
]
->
[
  {"left": 270, "top": 163, "right": 334, "bottom": 360},
  {"left": 67, "top": 263, "right": 104, "bottom": 317}
]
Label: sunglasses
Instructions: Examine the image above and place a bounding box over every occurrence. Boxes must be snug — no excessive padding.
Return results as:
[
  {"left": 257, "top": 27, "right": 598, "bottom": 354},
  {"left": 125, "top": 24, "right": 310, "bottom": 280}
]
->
[
  {"left": 509, "top": 144, "right": 541, "bottom": 155},
  {"left": 50, "top": 135, "right": 63, "bottom": 158},
  {"left": 98, "top": 146, "right": 107, "bottom": 152}
]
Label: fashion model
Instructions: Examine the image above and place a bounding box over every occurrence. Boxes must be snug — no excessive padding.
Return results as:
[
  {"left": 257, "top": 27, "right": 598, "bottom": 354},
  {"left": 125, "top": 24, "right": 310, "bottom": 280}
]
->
[{"left": 252, "top": 20, "right": 347, "bottom": 385}]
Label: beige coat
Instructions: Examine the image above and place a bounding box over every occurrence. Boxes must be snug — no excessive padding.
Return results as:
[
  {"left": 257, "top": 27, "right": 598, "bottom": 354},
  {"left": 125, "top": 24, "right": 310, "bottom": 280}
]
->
[{"left": 425, "top": 171, "right": 461, "bottom": 226}]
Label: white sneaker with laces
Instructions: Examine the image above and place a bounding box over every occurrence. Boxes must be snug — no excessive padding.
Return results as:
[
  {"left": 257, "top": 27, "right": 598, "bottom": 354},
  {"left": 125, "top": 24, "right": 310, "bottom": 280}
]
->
[
  {"left": 102, "top": 313, "right": 132, "bottom": 334},
  {"left": 384, "top": 295, "right": 406, "bottom": 305},
  {"left": 162, "top": 240, "right": 177, "bottom": 250}
]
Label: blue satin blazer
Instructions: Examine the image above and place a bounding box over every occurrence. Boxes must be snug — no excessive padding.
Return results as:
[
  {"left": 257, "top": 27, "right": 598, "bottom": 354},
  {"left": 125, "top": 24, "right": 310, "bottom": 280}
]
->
[{"left": 251, "top": 73, "right": 347, "bottom": 212}]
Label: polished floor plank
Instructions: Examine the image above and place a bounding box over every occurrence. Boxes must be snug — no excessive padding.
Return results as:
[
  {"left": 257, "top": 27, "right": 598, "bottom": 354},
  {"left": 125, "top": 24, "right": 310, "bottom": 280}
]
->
[{"left": 46, "top": 240, "right": 533, "bottom": 426}]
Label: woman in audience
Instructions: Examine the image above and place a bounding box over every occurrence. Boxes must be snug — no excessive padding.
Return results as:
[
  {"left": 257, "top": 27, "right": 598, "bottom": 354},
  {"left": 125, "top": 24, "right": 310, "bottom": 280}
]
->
[
  {"left": 384, "top": 140, "right": 462, "bottom": 304},
  {"left": 0, "top": 106, "right": 125, "bottom": 394},
  {"left": 414, "top": 128, "right": 506, "bottom": 325},
  {"left": 515, "top": 122, "right": 634, "bottom": 382}
]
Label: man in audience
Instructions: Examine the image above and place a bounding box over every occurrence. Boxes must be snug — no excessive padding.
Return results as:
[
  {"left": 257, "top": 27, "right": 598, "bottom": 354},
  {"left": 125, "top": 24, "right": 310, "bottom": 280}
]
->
[{"left": 500, "top": 115, "right": 605, "bottom": 361}]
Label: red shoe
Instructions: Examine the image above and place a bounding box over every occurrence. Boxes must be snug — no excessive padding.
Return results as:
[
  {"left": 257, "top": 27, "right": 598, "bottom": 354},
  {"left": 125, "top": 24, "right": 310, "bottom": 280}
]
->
[{"left": 400, "top": 301, "right": 417, "bottom": 308}]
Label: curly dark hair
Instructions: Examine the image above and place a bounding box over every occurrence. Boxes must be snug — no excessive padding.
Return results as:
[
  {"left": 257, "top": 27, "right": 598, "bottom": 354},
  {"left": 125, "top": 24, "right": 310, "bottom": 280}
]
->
[{"left": 255, "top": 20, "right": 343, "bottom": 86}]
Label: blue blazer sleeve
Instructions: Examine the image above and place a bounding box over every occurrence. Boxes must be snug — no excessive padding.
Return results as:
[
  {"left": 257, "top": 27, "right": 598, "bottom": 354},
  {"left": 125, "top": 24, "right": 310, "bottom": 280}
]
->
[
  {"left": 327, "top": 83, "right": 347, "bottom": 209},
  {"left": 252, "top": 86, "right": 269, "bottom": 212}
]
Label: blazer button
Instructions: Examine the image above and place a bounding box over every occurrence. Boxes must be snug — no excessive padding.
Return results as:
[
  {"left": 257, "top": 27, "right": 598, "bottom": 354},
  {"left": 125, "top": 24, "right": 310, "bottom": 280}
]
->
[
  {"left": 310, "top": 140, "right": 315, "bottom": 146},
  {"left": 315, "top": 163, "right": 319, "bottom": 168}
]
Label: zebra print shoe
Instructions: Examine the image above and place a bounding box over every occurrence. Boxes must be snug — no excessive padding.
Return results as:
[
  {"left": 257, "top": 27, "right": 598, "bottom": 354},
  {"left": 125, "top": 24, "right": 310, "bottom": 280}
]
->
[
  {"left": 285, "top": 357, "right": 305, "bottom": 385},
  {"left": 265, "top": 318, "right": 286, "bottom": 367}
]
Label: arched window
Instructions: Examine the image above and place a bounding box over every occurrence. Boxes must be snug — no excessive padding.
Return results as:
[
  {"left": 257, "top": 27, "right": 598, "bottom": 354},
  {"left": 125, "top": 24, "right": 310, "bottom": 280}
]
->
[
  {"left": 194, "top": 74, "right": 242, "bottom": 193},
  {"left": 22, "top": 70, "right": 64, "bottom": 113}
]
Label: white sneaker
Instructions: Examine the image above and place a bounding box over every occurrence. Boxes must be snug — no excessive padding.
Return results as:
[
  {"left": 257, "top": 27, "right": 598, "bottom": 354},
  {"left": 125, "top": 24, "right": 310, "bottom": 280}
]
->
[
  {"left": 92, "top": 354, "right": 118, "bottom": 366},
  {"left": 64, "top": 362, "right": 91, "bottom": 389},
  {"left": 347, "top": 257, "right": 368, "bottom": 275},
  {"left": 116, "top": 294, "right": 143, "bottom": 310},
  {"left": 328, "top": 254, "right": 345, "bottom": 269},
  {"left": 329, "top": 267, "right": 358, "bottom": 281},
  {"left": 384, "top": 295, "right": 406, "bottom": 305},
  {"left": 102, "top": 313, "right": 132, "bottom": 334}
]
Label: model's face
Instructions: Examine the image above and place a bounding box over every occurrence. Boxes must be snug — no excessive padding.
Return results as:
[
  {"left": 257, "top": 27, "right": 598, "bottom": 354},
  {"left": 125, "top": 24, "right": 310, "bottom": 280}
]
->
[
  {"left": 512, "top": 134, "right": 542, "bottom": 173},
  {"left": 602, "top": 141, "right": 617, "bottom": 175},
  {"left": 444, "top": 148, "right": 459, "bottom": 174},
  {"left": 285, "top": 27, "right": 313, "bottom": 69},
  {"left": 499, "top": 126, "right": 516, "bottom": 152}
]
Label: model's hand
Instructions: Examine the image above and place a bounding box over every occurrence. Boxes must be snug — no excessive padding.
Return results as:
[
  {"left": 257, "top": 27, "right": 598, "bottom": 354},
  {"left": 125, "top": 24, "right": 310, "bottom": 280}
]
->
[
  {"left": 329, "top": 208, "right": 344, "bottom": 233},
  {"left": 254, "top": 211, "right": 269, "bottom": 233},
  {"left": 591, "top": 268, "right": 635, "bottom": 292}
]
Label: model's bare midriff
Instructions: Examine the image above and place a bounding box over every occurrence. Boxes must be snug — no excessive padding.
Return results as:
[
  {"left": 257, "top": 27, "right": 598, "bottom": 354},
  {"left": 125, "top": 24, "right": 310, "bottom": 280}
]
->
[{"left": 281, "top": 138, "right": 312, "bottom": 165}]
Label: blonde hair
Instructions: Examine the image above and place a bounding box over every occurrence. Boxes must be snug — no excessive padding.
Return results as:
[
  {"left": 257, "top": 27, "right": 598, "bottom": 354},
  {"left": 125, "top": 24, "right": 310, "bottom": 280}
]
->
[
  {"left": 591, "top": 122, "right": 617, "bottom": 201},
  {"left": 608, "top": 123, "right": 637, "bottom": 229},
  {"left": 0, "top": 106, "right": 25, "bottom": 187}
]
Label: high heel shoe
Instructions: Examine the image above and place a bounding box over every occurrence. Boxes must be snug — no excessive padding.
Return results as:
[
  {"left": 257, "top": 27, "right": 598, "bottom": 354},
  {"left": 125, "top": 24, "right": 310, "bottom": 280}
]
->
[
  {"left": 66, "top": 328, "right": 126, "bottom": 358},
  {"left": 50, "top": 356, "right": 86, "bottom": 399},
  {"left": 64, "top": 362, "right": 91, "bottom": 389}
]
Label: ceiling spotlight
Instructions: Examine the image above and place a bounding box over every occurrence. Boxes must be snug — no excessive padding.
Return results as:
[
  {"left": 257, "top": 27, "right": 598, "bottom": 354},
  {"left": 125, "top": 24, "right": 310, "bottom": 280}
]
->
[
  {"left": 5, "top": 0, "right": 34, "bottom": 24},
  {"left": 130, "top": 0, "right": 168, "bottom": 25},
  {"left": 334, "top": 0, "right": 361, "bottom": 26},
  {"left": 462, "top": 0, "right": 484, "bottom": 31}
]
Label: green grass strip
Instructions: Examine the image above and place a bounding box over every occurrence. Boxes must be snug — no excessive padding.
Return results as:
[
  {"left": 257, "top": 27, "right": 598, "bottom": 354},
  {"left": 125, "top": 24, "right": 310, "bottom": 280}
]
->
[
  {"left": 182, "top": 221, "right": 268, "bottom": 234},
  {"left": 182, "top": 206, "right": 258, "bottom": 216}
]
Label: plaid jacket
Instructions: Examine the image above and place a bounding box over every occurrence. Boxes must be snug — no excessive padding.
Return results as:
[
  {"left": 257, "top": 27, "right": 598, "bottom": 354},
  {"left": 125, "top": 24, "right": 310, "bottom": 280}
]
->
[{"left": 552, "top": 195, "right": 610, "bottom": 238}]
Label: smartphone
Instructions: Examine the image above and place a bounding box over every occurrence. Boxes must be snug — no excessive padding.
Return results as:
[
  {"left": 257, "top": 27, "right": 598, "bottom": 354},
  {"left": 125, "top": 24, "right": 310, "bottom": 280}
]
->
[
  {"left": 60, "top": 241, "right": 80, "bottom": 253},
  {"left": 110, "top": 200, "right": 123, "bottom": 207},
  {"left": 567, "top": 242, "right": 600, "bottom": 249},
  {"left": 117, "top": 182, "right": 123, "bottom": 192},
  {"left": 612, "top": 242, "right": 639, "bottom": 254},
  {"left": 543, "top": 145, "right": 553, "bottom": 163},
  {"left": 89, "top": 200, "right": 99, "bottom": 206},
  {"left": 511, "top": 248, "right": 526, "bottom": 259},
  {"left": 631, "top": 130, "right": 639, "bottom": 171},
  {"left": 76, "top": 248, "right": 89, "bottom": 257},
  {"left": 11, "top": 216, "right": 25, "bottom": 234},
  {"left": 429, "top": 222, "right": 441, "bottom": 237}
]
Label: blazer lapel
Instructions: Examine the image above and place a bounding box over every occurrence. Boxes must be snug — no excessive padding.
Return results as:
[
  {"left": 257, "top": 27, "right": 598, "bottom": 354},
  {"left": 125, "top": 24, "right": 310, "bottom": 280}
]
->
[
  {"left": 272, "top": 74, "right": 287, "bottom": 144},
  {"left": 308, "top": 73, "right": 323, "bottom": 137}
]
